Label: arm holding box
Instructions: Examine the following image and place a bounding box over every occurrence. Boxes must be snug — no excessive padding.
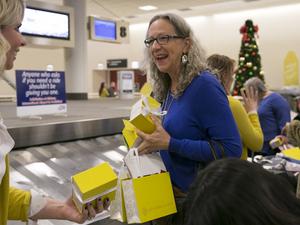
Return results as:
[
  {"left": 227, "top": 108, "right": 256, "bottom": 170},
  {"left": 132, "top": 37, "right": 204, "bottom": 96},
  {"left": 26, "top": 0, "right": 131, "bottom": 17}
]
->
[{"left": 135, "top": 115, "right": 171, "bottom": 155}]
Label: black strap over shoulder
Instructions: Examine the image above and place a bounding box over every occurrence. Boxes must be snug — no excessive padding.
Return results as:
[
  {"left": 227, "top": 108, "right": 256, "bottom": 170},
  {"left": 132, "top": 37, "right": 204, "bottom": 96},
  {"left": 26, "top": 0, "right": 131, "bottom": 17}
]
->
[{"left": 208, "top": 140, "right": 226, "bottom": 160}]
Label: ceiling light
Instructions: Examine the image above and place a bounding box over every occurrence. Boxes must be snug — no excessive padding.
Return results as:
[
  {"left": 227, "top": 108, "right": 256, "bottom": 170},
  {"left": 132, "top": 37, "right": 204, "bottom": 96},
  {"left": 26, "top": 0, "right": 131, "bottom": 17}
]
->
[{"left": 139, "top": 5, "right": 157, "bottom": 11}]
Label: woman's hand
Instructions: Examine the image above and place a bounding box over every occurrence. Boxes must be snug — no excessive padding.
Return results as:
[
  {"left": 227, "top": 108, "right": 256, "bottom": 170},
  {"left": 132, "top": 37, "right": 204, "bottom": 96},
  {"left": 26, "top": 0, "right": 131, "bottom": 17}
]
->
[
  {"left": 30, "top": 196, "right": 110, "bottom": 224},
  {"left": 241, "top": 86, "right": 259, "bottom": 113},
  {"left": 63, "top": 196, "right": 89, "bottom": 223},
  {"left": 136, "top": 115, "right": 171, "bottom": 155},
  {"left": 63, "top": 196, "right": 110, "bottom": 223}
]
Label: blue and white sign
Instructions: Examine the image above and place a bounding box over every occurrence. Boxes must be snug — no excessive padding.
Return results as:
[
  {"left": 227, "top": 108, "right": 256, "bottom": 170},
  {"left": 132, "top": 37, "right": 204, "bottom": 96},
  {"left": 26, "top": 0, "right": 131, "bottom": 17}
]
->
[
  {"left": 117, "top": 70, "right": 134, "bottom": 99},
  {"left": 16, "top": 70, "right": 67, "bottom": 117}
]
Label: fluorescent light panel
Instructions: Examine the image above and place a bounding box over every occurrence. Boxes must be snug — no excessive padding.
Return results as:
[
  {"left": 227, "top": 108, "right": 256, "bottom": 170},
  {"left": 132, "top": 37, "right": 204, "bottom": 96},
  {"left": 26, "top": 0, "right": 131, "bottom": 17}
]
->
[{"left": 139, "top": 5, "right": 157, "bottom": 11}]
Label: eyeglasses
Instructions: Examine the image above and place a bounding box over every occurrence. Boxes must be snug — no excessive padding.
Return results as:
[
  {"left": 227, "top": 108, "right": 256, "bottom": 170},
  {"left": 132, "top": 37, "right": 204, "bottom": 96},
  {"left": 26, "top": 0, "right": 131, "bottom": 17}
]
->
[{"left": 144, "top": 34, "right": 185, "bottom": 48}]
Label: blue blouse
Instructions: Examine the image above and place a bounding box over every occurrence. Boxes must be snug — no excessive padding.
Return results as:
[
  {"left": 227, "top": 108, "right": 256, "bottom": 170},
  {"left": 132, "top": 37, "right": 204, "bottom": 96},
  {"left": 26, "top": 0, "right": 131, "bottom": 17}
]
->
[{"left": 160, "top": 71, "right": 242, "bottom": 192}]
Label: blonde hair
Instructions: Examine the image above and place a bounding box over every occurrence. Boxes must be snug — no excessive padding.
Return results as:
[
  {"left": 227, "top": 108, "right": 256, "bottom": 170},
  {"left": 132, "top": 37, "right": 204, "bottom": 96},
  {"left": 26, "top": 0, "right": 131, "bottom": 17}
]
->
[
  {"left": 207, "top": 54, "right": 235, "bottom": 95},
  {"left": 286, "top": 120, "right": 300, "bottom": 147},
  {"left": 0, "top": 0, "right": 24, "bottom": 74},
  {"left": 142, "top": 13, "right": 207, "bottom": 102}
]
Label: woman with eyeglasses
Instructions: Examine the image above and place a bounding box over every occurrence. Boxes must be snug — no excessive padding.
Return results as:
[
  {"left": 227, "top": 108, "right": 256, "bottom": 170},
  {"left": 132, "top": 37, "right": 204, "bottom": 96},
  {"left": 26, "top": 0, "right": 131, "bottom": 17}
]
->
[
  {"left": 135, "top": 13, "right": 242, "bottom": 224},
  {"left": 0, "top": 1, "right": 107, "bottom": 224},
  {"left": 207, "top": 54, "right": 263, "bottom": 160}
]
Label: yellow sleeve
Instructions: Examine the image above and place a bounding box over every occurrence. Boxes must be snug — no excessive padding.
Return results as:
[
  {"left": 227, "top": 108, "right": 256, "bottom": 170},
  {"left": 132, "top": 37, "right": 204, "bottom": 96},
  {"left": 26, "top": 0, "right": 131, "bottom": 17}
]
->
[
  {"left": 0, "top": 155, "right": 31, "bottom": 223},
  {"left": 228, "top": 96, "right": 263, "bottom": 152},
  {"left": 8, "top": 187, "right": 31, "bottom": 221}
]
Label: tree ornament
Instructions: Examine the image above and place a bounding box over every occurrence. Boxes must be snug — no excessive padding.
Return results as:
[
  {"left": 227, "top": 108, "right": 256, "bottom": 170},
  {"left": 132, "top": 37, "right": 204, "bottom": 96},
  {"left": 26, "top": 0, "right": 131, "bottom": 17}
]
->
[
  {"left": 246, "top": 62, "right": 252, "bottom": 67},
  {"left": 240, "top": 57, "right": 245, "bottom": 61},
  {"left": 253, "top": 66, "right": 257, "bottom": 70}
]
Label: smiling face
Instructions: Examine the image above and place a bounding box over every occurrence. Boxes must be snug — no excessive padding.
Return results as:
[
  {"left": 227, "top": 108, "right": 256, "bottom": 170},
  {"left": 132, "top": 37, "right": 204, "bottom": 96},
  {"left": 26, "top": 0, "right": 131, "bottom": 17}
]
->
[
  {"left": 1, "top": 24, "right": 25, "bottom": 70},
  {"left": 147, "top": 19, "right": 190, "bottom": 78}
]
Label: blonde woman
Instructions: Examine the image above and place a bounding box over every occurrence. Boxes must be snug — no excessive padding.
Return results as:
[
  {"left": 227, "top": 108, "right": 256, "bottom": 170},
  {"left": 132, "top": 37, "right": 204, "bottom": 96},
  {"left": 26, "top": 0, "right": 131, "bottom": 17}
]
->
[
  {"left": 0, "top": 1, "right": 106, "bottom": 224},
  {"left": 207, "top": 54, "right": 263, "bottom": 159}
]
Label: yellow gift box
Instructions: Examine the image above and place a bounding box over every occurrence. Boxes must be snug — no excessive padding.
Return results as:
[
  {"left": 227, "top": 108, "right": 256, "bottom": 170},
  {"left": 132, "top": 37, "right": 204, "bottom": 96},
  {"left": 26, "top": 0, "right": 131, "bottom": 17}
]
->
[
  {"left": 122, "top": 119, "right": 139, "bottom": 149},
  {"left": 130, "top": 114, "right": 156, "bottom": 134},
  {"left": 122, "top": 172, "right": 177, "bottom": 224},
  {"left": 128, "top": 96, "right": 160, "bottom": 133},
  {"left": 122, "top": 94, "right": 161, "bottom": 148},
  {"left": 139, "top": 82, "right": 153, "bottom": 97},
  {"left": 72, "top": 162, "right": 117, "bottom": 213}
]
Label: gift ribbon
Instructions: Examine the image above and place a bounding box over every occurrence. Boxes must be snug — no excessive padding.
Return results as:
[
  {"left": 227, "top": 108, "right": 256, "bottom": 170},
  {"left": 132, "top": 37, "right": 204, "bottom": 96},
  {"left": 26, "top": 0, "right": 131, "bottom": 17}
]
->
[{"left": 141, "top": 95, "right": 166, "bottom": 117}]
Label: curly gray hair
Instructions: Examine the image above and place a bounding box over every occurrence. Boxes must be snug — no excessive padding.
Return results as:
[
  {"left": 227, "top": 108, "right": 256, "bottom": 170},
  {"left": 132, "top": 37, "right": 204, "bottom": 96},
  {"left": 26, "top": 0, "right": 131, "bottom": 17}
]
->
[
  {"left": 243, "top": 77, "right": 267, "bottom": 101},
  {"left": 142, "top": 13, "right": 207, "bottom": 102}
]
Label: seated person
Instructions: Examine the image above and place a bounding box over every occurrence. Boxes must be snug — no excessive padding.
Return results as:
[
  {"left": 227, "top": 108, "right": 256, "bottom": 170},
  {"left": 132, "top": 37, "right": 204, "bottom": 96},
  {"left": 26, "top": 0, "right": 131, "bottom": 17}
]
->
[
  {"left": 99, "top": 82, "right": 109, "bottom": 97},
  {"left": 108, "top": 81, "right": 117, "bottom": 97},
  {"left": 285, "top": 120, "right": 300, "bottom": 147},
  {"left": 244, "top": 77, "right": 291, "bottom": 155},
  {"left": 273, "top": 120, "right": 300, "bottom": 150},
  {"left": 207, "top": 54, "right": 263, "bottom": 160},
  {"left": 182, "top": 158, "right": 300, "bottom": 225},
  {"left": 292, "top": 96, "right": 300, "bottom": 121}
]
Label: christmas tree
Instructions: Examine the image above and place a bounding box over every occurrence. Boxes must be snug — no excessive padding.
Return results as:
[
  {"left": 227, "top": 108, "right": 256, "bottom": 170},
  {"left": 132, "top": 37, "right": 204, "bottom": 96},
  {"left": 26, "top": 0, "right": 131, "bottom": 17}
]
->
[{"left": 233, "top": 19, "right": 264, "bottom": 95}]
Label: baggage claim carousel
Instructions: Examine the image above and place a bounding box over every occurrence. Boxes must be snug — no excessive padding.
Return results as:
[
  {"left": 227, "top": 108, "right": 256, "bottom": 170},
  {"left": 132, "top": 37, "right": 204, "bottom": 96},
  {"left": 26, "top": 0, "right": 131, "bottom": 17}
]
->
[{"left": 2, "top": 98, "right": 144, "bottom": 225}]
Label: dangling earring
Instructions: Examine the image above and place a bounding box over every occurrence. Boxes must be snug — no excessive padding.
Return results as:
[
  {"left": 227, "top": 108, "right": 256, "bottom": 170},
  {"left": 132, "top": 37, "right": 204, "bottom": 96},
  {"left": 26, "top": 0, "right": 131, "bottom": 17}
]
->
[{"left": 181, "top": 53, "right": 188, "bottom": 64}]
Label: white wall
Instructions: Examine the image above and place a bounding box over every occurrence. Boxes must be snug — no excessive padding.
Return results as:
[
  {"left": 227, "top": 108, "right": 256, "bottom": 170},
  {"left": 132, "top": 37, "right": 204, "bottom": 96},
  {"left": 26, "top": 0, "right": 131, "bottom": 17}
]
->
[
  {"left": 2, "top": 0, "right": 300, "bottom": 97},
  {"left": 193, "top": 4, "right": 300, "bottom": 89},
  {"left": 86, "top": 2, "right": 300, "bottom": 93}
]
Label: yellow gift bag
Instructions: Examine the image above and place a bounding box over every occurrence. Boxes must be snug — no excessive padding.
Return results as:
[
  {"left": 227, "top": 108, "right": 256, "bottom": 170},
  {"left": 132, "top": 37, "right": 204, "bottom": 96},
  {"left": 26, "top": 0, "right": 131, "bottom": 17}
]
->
[{"left": 122, "top": 172, "right": 177, "bottom": 224}]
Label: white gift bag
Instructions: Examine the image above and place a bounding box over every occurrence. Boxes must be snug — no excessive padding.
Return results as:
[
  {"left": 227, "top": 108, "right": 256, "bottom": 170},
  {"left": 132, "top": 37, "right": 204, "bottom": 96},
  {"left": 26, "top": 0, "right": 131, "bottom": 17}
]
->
[
  {"left": 124, "top": 148, "right": 166, "bottom": 178},
  {"left": 109, "top": 163, "right": 130, "bottom": 222}
]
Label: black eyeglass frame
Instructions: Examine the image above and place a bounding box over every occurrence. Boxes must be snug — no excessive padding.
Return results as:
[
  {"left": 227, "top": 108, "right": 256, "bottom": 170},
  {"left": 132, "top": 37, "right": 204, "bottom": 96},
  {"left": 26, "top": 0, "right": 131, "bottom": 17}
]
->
[{"left": 144, "top": 34, "right": 186, "bottom": 48}]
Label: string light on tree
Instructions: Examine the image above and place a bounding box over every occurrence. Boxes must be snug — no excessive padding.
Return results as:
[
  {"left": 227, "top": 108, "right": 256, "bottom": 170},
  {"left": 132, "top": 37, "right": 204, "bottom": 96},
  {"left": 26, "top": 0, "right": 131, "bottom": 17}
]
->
[{"left": 233, "top": 19, "right": 265, "bottom": 95}]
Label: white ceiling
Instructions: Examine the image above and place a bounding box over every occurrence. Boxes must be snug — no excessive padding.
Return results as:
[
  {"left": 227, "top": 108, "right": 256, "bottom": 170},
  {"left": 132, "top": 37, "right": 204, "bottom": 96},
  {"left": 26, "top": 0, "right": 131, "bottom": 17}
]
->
[{"left": 91, "top": 0, "right": 300, "bottom": 23}]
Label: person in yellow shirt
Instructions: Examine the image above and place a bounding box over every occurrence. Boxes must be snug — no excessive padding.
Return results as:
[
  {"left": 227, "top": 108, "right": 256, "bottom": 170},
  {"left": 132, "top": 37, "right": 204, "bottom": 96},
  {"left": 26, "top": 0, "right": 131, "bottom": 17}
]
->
[
  {"left": 0, "top": 1, "right": 106, "bottom": 225},
  {"left": 99, "top": 82, "right": 109, "bottom": 97},
  {"left": 207, "top": 54, "right": 263, "bottom": 159}
]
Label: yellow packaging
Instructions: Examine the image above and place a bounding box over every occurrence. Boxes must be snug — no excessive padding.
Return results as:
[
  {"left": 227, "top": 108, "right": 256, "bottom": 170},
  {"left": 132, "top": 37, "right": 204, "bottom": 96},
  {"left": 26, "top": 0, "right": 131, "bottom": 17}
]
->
[
  {"left": 139, "top": 82, "right": 153, "bottom": 96},
  {"left": 122, "top": 119, "right": 139, "bottom": 148},
  {"left": 269, "top": 137, "right": 283, "bottom": 149},
  {"left": 130, "top": 114, "right": 156, "bottom": 134},
  {"left": 72, "top": 162, "right": 117, "bottom": 212},
  {"left": 122, "top": 172, "right": 177, "bottom": 224},
  {"left": 282, "top": 147, "right": 300, "bottom": 161}
]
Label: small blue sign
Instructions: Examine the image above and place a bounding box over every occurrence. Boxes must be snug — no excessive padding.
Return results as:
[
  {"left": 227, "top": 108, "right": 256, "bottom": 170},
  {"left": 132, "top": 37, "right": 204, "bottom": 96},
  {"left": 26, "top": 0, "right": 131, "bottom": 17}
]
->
[{"left": 16, "top": 70, "right": 66, "bottom": 107}]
